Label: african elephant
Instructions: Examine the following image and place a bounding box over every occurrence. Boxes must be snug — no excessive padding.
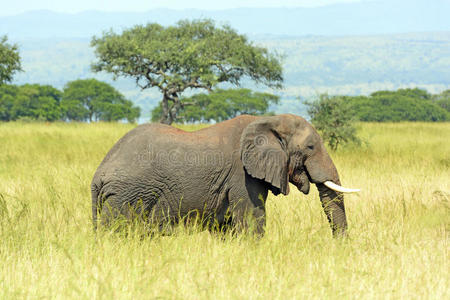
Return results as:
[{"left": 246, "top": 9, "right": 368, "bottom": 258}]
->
[{"left": 91, "top": 114, "right": 358, "bottom": 236}]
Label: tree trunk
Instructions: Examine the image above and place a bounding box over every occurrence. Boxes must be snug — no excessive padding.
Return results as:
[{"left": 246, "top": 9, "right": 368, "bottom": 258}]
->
[
  {"left": 159, "top": 94, "right": 173, "bottom": 125},
  {"left": 170, "top": 96, "right": 183, "bottom": 123},
  {"left": 159, "top": 92, "right": 183, "bottom": 125}
]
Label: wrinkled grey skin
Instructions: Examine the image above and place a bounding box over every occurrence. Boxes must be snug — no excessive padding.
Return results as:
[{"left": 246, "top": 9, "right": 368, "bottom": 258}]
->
[{"left": 91, "top": 114, "right": 347, "bottom": 236}]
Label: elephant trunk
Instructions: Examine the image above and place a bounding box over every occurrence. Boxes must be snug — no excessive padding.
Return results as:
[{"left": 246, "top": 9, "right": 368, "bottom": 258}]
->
[{"left": 317, "top": 182, "right": 348, "bottom": 237}]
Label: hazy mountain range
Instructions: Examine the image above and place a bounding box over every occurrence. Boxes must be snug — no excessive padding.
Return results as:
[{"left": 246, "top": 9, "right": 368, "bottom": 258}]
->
[
  {"left": 2, "top": 0, "right": 449, "bottom": 38},
  {"left": 2, "top": 1, "right": 450, "bottom": 118}
]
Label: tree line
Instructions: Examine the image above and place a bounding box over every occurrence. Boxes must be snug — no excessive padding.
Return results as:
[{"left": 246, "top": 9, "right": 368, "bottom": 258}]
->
[
  {"left": 341, "top": 88, "right": 449, "bottom": 122},
  {"left": 304, "top": 89, "right": 449, "bottom": 150},
  {"left": 0, "top": 79, "right": 140, "bottom": 122},
  {"left": 88, "top": 20, "right": 450, "bottom": 124},
  {"left": 1, "top": 36, "right": 140, "bottom": 123},
  {"left": 2, "top": 22, "right": 450, "bottom": 125}
]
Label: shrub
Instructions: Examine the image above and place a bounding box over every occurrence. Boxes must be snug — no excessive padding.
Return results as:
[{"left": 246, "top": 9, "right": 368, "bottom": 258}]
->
[{"left": 304, "top": 94, "right": 361, "bottom": 151}]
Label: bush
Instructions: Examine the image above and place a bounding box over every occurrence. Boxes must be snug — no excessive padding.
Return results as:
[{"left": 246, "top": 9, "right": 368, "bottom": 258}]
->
[{"left": 304, "top": 94, "right": 361, "bottom": 151}]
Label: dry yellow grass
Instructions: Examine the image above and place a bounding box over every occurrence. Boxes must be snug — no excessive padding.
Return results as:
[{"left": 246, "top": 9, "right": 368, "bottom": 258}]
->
[{"left": 0, "top": 121, "right": 448, "bottom": 299}]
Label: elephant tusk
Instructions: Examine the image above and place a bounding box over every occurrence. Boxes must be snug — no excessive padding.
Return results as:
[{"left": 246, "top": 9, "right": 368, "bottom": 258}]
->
[{"left": 324, "top": 181, "right": 360, "bottom": 193}]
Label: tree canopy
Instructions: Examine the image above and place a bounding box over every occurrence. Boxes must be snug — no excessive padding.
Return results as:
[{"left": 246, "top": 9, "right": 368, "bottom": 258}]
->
[
  {"left": 0, "top": 80, "right": 140, "bottom": 123},
  {"left": 61, "top": 79, "right": 140, "bottom": 122},
  {"left": 91, "top": 19, "right": 283, "bottom": 124},
  {"left": 151, "top": 88, "right": 279, "bottom": 123},
  {"left": 0, "top": 84, "right": 61, "bottom": 121},
  {"left": 344, "top": 88, "right": 449, "bottom": 122},
  {"left": 432, "top": 89, "right": 450, "bottom": 113},
  {"left": 0, "top": 36, "right": 22, "bottom": 84}
]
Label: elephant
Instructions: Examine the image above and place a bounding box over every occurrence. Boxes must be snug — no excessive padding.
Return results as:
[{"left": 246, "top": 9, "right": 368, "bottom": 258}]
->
[{"left": 91, "top": 114, "right": 359, "bottom": 237}]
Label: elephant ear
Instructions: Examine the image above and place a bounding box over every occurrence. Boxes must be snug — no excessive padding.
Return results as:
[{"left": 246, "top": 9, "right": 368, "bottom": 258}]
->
[{"left": 240, "top": 117, "right": 290, "bottom": 195}]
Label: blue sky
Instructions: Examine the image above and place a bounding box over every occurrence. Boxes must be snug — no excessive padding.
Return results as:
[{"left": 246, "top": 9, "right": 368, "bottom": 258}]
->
[{"left": 1, "top": 0, "right": 364, "bottom": 16}]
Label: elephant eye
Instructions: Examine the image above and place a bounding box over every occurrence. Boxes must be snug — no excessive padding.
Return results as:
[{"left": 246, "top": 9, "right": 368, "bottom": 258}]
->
[{"left": 307, "top": 145, "right": 314, "bottom": 150}]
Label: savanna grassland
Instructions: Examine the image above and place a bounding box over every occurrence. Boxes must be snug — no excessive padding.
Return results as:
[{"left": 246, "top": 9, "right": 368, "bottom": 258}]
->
[{"left": 0, "top": 122, "right": 448, "bottom": 299}]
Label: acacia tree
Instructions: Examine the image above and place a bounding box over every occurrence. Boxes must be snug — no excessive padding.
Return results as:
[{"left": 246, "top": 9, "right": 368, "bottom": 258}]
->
[
  {"left": 91, "top": 19, "right": 283, "bottom": 124},
  {"left": 0, "top": 36, "right": 22, "bottom": 84}
]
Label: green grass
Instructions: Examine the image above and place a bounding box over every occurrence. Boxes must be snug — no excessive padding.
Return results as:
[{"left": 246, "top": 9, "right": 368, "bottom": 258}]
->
[{"left": 0, "top": 121, "right": 448, "bottom": 299}]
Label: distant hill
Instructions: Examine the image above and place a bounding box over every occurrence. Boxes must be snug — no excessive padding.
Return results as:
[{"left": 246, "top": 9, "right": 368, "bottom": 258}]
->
[{"left": 1, "top": 0, "right": 449, "bottom": 38}]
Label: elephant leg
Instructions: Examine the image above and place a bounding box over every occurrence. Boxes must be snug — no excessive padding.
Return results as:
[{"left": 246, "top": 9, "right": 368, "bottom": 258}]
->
[
  {"left": 97, "top": 192, "right": 151, "bottom": 231},
  {"left": 147, "top": 200, "right": 177, "bottom": 233},
  {"left": 232, "top": 205, "right": 266, "bottom": 235},
  {"left": 228, "top": 188, "right": 266, "bottom": 236},
  {"left": 98, "top": 196, "right": 129, "bottom": 229}
]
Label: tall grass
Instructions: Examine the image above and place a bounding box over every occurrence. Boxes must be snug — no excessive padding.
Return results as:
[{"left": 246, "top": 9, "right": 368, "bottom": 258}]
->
[{"left": 0, "top": 121, "right": 448, "bottom": 299}]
